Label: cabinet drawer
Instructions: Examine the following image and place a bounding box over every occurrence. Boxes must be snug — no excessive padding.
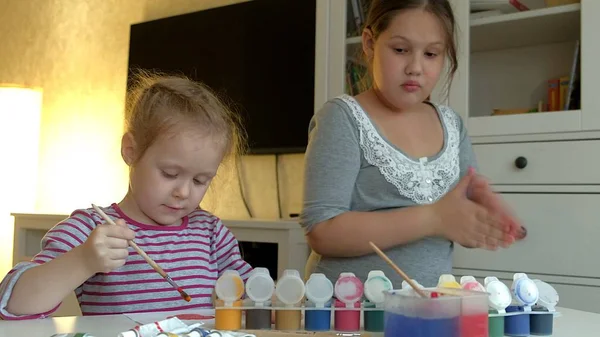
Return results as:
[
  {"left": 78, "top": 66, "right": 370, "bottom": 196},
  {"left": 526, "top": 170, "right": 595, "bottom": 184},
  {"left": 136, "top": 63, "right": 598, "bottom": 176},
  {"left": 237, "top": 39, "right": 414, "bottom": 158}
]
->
[
  {"left": 472, "top": 140, "right": 600, "bottom": 184},
  {"left": 453, "top": 193, "right": 600, "bottom": 278}
]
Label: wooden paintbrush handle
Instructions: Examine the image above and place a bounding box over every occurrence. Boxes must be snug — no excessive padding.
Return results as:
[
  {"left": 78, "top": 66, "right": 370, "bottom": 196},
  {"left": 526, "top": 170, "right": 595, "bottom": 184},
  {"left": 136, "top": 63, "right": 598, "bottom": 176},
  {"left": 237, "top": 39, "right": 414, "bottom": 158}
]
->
[
  {"left": 91, "top": 204, "right": 167, "bottom": 278},
  {"left": 128, "top": 240, "right": 167, "bottom": 278}
]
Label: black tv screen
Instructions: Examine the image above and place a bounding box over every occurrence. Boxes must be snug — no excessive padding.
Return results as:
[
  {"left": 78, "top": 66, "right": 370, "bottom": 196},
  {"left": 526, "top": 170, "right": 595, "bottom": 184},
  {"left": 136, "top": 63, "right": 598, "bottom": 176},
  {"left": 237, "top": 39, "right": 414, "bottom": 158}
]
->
[{"left": 127, "top": 0, "right": 317, "bottom": 154}]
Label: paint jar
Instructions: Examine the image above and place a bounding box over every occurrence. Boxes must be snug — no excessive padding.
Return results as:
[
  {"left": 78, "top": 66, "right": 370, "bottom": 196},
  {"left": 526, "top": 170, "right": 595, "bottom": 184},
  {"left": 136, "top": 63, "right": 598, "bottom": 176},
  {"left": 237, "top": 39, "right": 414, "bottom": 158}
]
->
[
  {"left": 488, "top": 309, "right": 505, "bottom": 337},
  {"left": 363, "top": 270, "right": 392, "bottom": 332},
  {"left": 458, "top": 289, "right": 489, "bottom": 337},
  {"left": 333, "top": 272, "right": 363, "bottom": 332},
  {"left": 214, "top": 270, "right": 244, "bottom": 330},
  {"left": 529, "top": 279, "right": 559, "bottom": 336},
  {"left": 438, "top": 274, "right": 461, "bottom": 289},
  {"left": 504, "top": 305, "right": 530, "bottom": 337},
  {"left": 484, "top": 277, "right": 511, "bottom": 337},
  {"left": 383, "top": 288, "right": 461, "bottom": 337},
  {"left": 484, "top": 277, "right": 512, "bottom": 314},
  {"left": 245, "top": 267, "right": 275, "bottom": 330},
  {"left": 304, "top": 273, "right": 333, "bottom": 331},
  {"left": 530, "top": 308, "right": 554, "bottom": 336},
  {"left": 214, "top": 298, "right": 243, "bottom": 330},
  {"left": 274, "top": 269, "right": 305, "bottom": 331},
  {"left": 460, "top": 275, "right": 486, "bottom": 292},
  {"left": 334, "top": 299, "right": 361, "bottom": 331},
  {"left": 511, "top": 273, "right": 539, "bottom": 311}
]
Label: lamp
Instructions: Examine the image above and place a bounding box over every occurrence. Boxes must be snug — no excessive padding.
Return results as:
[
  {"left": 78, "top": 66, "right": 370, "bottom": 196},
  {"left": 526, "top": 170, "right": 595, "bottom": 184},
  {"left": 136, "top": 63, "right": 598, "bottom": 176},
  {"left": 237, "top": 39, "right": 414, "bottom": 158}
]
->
[{"left": 0, "top": 85, "right": 42, "bottom": 275}]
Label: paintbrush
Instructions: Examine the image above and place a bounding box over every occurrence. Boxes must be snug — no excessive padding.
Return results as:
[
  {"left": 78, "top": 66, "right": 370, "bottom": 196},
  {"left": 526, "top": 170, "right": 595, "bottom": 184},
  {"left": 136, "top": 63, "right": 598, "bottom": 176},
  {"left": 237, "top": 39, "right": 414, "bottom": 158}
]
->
[
  {"left": 368, "top": 241, "right": 428, "bottom": 298},
  {"left": 91, "top": 203, "right": 191, "bottom": 302}
]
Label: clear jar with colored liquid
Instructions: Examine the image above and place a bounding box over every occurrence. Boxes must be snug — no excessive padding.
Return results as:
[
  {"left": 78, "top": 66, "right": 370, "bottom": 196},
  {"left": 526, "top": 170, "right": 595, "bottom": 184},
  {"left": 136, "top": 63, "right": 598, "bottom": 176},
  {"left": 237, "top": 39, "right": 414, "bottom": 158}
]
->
[
  {"left": 383, "top": 288, "right": 462, "bottom": 337},
  {"left": 458, "top": 289, "right": 490, "bottom": 337}
]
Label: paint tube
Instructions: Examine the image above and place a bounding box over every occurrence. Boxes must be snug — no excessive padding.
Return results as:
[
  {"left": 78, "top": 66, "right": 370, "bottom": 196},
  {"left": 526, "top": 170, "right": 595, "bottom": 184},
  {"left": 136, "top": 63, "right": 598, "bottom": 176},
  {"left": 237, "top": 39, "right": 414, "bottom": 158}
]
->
[{"left": 118, "top": 317, "right": 190, "bottom": 337}]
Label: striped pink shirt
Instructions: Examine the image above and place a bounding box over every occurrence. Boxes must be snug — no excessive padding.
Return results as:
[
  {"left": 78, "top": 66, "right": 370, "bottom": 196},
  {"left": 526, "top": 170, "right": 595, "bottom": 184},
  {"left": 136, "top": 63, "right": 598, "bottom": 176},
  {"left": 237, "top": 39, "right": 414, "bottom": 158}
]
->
[{"left": 0, "top": 203, "right": 253, "bottom": 320}]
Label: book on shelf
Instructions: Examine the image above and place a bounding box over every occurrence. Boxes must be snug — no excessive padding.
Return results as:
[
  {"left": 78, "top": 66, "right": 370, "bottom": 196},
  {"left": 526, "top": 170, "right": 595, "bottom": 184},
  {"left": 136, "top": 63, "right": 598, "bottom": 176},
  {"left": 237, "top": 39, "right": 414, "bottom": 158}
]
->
[
  {"left": 470, "top": 0, "right": 532, "bottom": 13},
  {"left": 546, "top": 39, "right": 580, "bottom": 111},
  {"left": 345, "top": 60, "right": 369, "bottom": 96},
  {"left": 346, "top": 0, "right": 371, "bottom": 37}
]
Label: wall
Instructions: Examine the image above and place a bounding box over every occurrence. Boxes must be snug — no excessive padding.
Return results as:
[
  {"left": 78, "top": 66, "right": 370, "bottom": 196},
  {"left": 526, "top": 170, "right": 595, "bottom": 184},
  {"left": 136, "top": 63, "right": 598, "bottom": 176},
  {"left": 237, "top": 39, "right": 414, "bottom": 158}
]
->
[{"left": 0, "top": 0, "right": 305, "bottom": 272}]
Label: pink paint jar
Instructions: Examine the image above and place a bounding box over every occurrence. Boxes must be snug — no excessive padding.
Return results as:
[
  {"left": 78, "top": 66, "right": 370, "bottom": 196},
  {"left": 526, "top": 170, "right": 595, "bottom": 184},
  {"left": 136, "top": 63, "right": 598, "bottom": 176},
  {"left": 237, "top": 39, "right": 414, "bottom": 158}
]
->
[
  {"left": 333, "top": 272, "right": 363, "bottom": 332},
  {"left": 334, "top": 299, "right": 361, "bottom": 331}
]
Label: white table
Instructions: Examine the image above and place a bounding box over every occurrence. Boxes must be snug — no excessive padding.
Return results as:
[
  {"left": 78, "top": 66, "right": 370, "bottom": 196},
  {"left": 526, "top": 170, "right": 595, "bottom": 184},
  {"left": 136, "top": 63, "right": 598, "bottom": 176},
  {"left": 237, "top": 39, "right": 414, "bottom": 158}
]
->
[{"left": 0, "top": 307, "right": 599, "bottom": 336}]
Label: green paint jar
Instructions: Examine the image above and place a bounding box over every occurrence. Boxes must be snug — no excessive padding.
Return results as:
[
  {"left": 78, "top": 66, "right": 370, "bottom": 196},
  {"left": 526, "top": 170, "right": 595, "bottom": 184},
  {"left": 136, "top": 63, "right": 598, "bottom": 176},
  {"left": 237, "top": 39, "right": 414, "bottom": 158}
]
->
[
  {"left": 362, "top": 270, "right": 392, "bottom": 332},
  {"left": 363, "top": 301, "right": 385, "bottom": 332},
  {"left": 488, "top": 309, "right": 505, "bottom": 337}
]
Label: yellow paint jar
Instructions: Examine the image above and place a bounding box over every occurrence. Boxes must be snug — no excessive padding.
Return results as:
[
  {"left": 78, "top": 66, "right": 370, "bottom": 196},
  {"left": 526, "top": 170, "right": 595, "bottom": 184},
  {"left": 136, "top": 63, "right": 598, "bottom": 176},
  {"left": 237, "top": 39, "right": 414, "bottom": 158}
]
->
[
  {"left": 214, "top": 270, "right": 245, "bottom": 330},
  {"left": 214, "top": 299, "right": 243, "bottom": 330}
]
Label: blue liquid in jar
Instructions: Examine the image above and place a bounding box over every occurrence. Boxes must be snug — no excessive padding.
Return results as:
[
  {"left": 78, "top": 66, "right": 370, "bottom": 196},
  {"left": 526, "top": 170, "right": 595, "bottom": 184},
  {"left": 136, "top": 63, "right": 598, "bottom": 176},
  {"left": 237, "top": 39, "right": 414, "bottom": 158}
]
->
[{"left": 383, "top": 312, "right": 459, "bottom": 337}]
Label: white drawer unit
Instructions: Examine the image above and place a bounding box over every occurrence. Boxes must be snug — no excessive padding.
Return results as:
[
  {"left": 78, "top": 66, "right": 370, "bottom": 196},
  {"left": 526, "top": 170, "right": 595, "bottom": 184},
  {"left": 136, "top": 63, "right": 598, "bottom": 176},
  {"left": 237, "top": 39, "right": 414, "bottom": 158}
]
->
[
  {"left": 453, "top": 193, "right": 600, "bottom": 278},
  {"left": 472, "top": 140, "right": 600, "bottom": 185}
]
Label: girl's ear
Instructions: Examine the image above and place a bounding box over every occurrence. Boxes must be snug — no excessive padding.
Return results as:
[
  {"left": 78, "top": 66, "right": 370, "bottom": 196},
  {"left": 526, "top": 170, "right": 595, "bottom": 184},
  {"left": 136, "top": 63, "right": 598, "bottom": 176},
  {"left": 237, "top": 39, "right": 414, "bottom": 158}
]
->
[
  {"left": 121, "top": 132, "right": 137, "bottom": 166},
  {"left": 362, "top": 28, "right": 375, "bottom": 62}
]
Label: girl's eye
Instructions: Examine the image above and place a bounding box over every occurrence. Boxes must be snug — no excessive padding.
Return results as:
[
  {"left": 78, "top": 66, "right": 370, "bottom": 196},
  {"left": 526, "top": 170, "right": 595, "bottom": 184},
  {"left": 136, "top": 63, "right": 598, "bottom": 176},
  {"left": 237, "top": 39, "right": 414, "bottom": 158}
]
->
[
  {"left": 193, "top": 179, "right": 207, "bottom": 186},
  {"left": 394, "top": 48, "right": 407, "bottom": 53},
  {"left": 425, "top": 52, "right": 438, "bottom": 58},
  {"left": 162, "top": 171, "right": 177, "bottom": 179}
]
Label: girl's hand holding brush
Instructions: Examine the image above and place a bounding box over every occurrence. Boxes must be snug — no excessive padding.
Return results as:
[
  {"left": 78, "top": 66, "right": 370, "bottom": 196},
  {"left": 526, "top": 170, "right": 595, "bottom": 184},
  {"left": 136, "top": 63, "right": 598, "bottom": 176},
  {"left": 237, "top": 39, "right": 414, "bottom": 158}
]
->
[{"left": 82, "top": 219, "right": 136, "bottom": 274}]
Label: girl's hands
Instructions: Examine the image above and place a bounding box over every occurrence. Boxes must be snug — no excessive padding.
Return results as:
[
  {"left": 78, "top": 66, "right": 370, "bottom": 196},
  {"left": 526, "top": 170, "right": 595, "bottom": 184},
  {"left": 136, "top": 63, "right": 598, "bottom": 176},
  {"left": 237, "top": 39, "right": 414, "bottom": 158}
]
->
[
  {"left": 468, "top": 172, "right": 526, "bottom": 241},
  {"left": 432, "top": 167, "right": 517, "bottom": 250},
  {"left": 82, "top": 219, "right": 135, "bottom": 274}
]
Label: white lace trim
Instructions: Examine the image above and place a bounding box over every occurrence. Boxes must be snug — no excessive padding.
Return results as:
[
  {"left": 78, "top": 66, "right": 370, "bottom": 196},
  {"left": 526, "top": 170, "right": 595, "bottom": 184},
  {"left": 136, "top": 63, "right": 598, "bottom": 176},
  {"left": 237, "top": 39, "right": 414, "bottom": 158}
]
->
[{"left": 340, "top": 95, "right": 460, "bottom": 205}]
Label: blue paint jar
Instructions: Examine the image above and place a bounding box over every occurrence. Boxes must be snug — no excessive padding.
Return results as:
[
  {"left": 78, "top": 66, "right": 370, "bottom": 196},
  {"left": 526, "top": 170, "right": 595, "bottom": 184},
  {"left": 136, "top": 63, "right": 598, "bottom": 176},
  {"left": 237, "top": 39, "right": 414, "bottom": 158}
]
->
[
  {"left": 304, "top": 301, "right": 332, "bottom": 331},
  {"left": 530, "top": 307, "right": 554, "bottom": 336},
  {"left": 304, "top": 273, "right": 334, "bottom": 331},
  {"left": 504, "top": 305, "right": 530, "bottom": 337}
]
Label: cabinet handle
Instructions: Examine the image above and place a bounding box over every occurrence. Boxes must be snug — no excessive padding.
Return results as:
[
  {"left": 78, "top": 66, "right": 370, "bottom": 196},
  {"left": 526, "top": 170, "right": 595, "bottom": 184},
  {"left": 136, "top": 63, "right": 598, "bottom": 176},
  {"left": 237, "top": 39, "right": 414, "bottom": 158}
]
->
[{"left": 514, "top": 156, "right": 527, "bottom": 169}]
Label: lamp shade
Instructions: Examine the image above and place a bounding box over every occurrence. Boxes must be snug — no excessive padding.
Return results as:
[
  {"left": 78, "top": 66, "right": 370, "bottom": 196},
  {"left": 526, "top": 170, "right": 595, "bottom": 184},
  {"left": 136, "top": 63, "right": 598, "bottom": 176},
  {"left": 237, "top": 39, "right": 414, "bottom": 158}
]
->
[{"left": 0, "top": 85, "right": 43, "bottom": 274}]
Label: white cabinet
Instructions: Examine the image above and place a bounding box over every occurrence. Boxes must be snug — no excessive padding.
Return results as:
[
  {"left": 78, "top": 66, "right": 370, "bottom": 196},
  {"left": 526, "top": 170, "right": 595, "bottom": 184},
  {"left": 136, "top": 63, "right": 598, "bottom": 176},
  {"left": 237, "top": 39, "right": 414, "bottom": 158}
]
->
[
  {"left": 318, "top": 0, "right": 600, "bottom": 313},
  {"left": 452, "top": 0, "right": 600, "bottom": 137}
]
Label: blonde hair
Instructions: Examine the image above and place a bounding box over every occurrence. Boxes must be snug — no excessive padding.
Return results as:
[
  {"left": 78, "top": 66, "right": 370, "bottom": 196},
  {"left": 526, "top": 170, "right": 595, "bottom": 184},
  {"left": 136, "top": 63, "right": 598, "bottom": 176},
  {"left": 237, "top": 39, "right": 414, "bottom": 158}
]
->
[
  {"left": 124, "top": 70, "right": 247, "bottom": 207},
  {"left": 125, "top": 70, "right": 247, "bottom": 165}
]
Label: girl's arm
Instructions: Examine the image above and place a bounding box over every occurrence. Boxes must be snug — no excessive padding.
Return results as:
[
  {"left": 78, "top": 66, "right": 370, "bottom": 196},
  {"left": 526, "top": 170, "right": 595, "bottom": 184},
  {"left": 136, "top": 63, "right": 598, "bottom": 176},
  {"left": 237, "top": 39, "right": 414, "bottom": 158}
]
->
[
  {"left": 212, "top": 218, "right": 252, "bottom": 280},
  {"left": 306, "top": 205, "right": 440, "bottom": 257},
  {"left": 0, "top": 211, "right": 96, "bottom": 319},
  {"left": 6, "top": 245, "right": 94, "bottom": 316},
  {"left": 300, "top": 101, "right": 506, "bottom": 257},
  {"left": 301, "top": 100, "right": 433, "bottom": 257}
]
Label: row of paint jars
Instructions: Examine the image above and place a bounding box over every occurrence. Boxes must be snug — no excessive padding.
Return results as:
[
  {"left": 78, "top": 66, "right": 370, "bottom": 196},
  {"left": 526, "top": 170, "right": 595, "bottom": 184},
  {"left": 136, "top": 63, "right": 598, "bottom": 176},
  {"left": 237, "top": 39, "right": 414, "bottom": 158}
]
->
[
  {"left": 214, "top": 268, "right": 394, "bottom": 332},
  {"left": 434, "top": 273, "right": 559, "bottom": 337}
]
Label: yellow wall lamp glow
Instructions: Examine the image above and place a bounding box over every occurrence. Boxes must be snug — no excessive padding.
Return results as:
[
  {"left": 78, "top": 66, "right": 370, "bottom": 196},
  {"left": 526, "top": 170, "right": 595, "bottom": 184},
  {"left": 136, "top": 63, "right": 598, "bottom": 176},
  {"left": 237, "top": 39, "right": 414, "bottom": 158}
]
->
[{"left": 0, "top": 85, "right": 42, "bottom": 276}]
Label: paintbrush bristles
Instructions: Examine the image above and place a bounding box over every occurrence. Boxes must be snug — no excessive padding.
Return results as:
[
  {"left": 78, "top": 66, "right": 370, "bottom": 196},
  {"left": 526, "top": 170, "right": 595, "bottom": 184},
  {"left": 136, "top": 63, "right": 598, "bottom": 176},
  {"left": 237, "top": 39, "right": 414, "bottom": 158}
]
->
[{"left": 368, "top": 241, "right": 428, "bottom": 298}]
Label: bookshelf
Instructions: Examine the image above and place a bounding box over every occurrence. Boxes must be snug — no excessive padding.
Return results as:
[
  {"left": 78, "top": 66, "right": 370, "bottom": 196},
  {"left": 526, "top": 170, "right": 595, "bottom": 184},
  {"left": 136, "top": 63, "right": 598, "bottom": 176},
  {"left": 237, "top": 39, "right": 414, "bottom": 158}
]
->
[
  {"left": 323, "top": 0, "right": 600, "bottom": 139},
  {"left": 316, "top": 0, "right": 600, "bottom": 314}
]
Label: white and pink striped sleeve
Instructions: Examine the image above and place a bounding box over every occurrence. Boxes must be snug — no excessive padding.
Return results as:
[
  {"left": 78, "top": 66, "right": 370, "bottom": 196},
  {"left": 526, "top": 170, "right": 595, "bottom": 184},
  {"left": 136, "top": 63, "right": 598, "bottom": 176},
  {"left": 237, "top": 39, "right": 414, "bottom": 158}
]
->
[
  {"left": 213, "top": 220, "right": 253, "bottom": 281},
  {"left": 0, "top": 210, "right": 95, "bottom": 320}
]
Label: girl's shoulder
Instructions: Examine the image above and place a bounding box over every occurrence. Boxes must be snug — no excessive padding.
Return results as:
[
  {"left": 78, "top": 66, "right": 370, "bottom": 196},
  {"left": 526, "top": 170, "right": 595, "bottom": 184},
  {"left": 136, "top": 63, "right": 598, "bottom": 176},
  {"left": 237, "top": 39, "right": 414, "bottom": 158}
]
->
[
  {"left": 311, "top": 94, "right": 363, "bottom": 133},
  {"left": 315, "top": 94, "right": 358, "bottom": 120}
]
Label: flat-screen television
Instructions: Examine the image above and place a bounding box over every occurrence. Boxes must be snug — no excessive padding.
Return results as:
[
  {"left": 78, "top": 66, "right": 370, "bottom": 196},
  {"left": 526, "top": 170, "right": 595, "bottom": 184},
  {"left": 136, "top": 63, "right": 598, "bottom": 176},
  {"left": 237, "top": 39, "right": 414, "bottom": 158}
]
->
[{"left": 127, "top": 0, "right": 317, "bottom": 154}]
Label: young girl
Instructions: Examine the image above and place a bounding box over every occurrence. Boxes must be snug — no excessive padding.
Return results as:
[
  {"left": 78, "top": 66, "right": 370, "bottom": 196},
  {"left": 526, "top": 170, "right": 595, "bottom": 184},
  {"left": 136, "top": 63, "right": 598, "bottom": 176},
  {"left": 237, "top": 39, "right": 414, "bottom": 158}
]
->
[
  {"left": 300, "top": 0, "right": 525, "bottom": 287},
  {"left": 0, "top": 72, "right": 253, "bottom": 319}
]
